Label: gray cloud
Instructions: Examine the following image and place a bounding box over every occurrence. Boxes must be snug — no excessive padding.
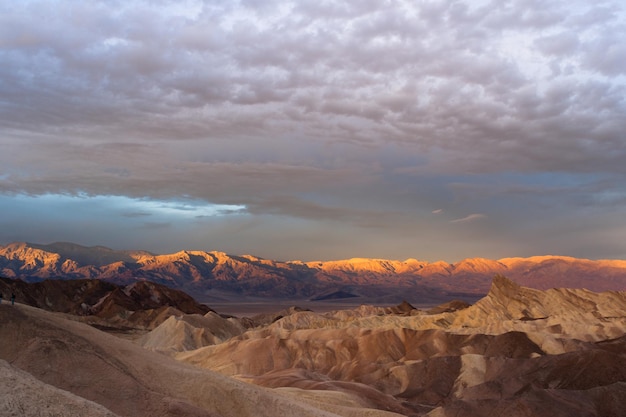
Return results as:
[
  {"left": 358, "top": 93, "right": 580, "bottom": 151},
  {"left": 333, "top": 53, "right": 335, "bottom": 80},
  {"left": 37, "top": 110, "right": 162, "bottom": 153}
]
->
[
  {"left": 121, "top": 211, "right": 152, "bottom": 218},
  {"left": 1, "top": 0, "right": 625, "bottom": 261}
]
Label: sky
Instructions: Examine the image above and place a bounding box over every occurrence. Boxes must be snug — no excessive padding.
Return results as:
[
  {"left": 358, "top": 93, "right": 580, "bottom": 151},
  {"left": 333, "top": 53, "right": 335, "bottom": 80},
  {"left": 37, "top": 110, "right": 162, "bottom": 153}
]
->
[{"left": 1, "top": 0, "right": 625, "bottom": 262}]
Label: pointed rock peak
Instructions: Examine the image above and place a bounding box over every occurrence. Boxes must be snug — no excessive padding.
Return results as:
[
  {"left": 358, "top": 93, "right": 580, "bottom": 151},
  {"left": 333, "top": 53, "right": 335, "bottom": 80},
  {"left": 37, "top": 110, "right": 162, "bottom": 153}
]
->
[
  {"left": 484, "top": 275, "right": 547, "bottom": 316},
  {"left": 488, "top": 274, "right": 522, "bottom": 298},
  {"left": 402, "top": 258, "right": 423, "bottom": 264},
  {"left": 492, "top": 273, "right": 519, "bottom": 287}
]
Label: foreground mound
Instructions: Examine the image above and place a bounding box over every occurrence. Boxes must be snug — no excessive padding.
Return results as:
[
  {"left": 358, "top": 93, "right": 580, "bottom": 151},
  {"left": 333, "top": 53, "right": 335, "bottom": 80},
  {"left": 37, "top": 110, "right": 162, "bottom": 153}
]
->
[
  {"left": 0, "top": 360, "right": 119, "bottom": 417},
  {"left": 0, "top": 303, "right": 403, "bottom": 417}
]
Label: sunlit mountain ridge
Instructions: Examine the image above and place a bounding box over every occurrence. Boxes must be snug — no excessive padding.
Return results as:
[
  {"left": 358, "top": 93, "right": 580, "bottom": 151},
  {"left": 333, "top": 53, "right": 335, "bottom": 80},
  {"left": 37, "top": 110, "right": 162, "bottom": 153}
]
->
[{"left": 1, "top": 242, "right": 624, "bottom": 303}]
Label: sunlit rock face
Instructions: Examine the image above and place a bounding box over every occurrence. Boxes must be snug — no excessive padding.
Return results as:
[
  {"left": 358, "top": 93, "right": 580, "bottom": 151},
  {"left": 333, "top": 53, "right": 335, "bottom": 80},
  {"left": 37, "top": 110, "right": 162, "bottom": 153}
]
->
[{"left": 1, "top": 242, "right": 625, "bottom": 305}]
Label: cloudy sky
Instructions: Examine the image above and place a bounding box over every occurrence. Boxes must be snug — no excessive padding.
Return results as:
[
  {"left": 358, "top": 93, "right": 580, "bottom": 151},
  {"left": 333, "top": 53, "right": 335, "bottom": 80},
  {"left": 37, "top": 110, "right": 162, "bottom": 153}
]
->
[{"left": 1, "top": 0, "right": 625, "bottom": 262}]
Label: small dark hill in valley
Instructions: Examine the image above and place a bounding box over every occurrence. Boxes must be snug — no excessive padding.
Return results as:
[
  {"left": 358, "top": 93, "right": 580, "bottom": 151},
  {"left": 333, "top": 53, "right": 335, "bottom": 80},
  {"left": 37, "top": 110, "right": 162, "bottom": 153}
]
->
[
  {"left": 310, "top": 290, "right": 359, "bottom": 301},
  {"left": 426, "top": 299, "right": 472, "bottom": 314}
]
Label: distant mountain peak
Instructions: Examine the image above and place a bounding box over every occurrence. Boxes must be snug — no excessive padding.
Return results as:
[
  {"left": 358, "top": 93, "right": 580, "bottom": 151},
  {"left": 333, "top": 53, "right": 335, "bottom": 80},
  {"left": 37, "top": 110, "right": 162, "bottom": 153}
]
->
[
  {"left": 1, "top": 242, "right": 625, "bottom": 301},
  {"left": 27, "top": 241, "right": 136, "bottom": 267}
]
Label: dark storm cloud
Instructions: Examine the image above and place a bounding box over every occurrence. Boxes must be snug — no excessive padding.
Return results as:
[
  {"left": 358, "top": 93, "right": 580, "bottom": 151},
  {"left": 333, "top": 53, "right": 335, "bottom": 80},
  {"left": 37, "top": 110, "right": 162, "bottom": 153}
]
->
[{"left": 1, "top": 0, "right": 625, "bottom": 261}]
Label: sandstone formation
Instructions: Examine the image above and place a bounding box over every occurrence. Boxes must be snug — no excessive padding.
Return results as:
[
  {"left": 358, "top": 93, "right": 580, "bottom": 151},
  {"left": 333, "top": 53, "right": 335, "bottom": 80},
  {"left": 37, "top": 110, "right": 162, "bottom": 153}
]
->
[
  {"left": 164, "top": 276, "right": 626, "bottom": 416},
  {"left": 0, "top": 360, "right": 119, "bottom": 417},
  {"left": 1, "top": 253, "right": 625, "bottom": 416},
  {"left": 139, "top": 312, "right": 246, "bottom": 353},
  {"left": 0, "top": 303, "right": 402, "bottom": 417}
]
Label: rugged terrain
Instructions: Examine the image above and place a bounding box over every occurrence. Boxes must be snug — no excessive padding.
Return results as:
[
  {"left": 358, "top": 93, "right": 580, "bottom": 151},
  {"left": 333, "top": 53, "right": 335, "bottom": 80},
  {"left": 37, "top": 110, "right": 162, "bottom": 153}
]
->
[
  {"left": 1, "top": 242, "right": 625, "bottom": 305},
  {"left": 1, "top": 275, "right": 625, "bottom": 416},
  {"left": 0, "top": 277, "right": 212, "bottom": 331},
  {"left": 168, "top": 276, "right": 626, "bottom": 416},
  {"left": 1, "top": 303, "right": 378, "bottom": 417}
]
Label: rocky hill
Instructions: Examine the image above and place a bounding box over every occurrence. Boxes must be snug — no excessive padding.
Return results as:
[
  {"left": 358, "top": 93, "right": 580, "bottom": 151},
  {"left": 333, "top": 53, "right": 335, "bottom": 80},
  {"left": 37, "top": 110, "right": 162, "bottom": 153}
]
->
[
  {"left": 1, "top": 303, "right": 381, "bottom": 417},
  {"left": 1, "top": 276, "right": 625, "bottom": 416},
  {"left": 1, "top": 242, "right": 625, "bottom": 303},
  {"left": 0, "top": 277, "right": 212, "bottom": 331},
  {"left": 169, "top": 276, "right": 626, "bottom": 416}
]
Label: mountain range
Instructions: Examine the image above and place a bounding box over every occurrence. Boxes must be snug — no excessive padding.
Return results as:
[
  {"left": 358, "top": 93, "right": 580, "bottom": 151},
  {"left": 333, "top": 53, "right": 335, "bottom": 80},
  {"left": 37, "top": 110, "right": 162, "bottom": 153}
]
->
[{"left": 1, "top": 242, "right": 625, "bottom": 304}]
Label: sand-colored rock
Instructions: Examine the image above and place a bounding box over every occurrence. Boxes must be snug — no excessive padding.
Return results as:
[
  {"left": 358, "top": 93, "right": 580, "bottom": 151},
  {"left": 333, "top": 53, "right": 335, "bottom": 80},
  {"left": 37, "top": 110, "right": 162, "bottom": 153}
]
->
[
  {"left": 449, "top": 275, "right": 626, "bottom": 343},
  {"left": 1, "top": 275, "right": 624, "bottom": 416},
  {"left": 173, "top": 277, "right": 626, "bottom": 416},
  {"left": 0, "top": 359, "right": 119, "bottom": 417},
  {"left": 0, "top": 303, "right": 403, "bottom": 417},
  {"left": 139, "top": 311, "right": 245, "bottom": 352}
]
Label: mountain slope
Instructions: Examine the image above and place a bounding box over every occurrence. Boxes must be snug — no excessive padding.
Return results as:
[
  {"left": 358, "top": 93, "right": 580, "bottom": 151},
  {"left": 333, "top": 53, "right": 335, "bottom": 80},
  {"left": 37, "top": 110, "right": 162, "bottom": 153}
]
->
[
  {"left": 0, "top": 277, "right": 212, "bottom": 330},
  {"left": 0, "top": 359, "right": 119, "bottom": 417},
  {"left": 1, "top": 242, "right": 625, "bottom": 303}
]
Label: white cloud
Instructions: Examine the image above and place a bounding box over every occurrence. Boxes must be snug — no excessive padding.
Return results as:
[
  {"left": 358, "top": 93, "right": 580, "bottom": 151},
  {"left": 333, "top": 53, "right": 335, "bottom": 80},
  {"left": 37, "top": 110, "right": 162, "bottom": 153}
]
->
[{"left": 450, "top": 214, "right": 487, "bottom": 224}]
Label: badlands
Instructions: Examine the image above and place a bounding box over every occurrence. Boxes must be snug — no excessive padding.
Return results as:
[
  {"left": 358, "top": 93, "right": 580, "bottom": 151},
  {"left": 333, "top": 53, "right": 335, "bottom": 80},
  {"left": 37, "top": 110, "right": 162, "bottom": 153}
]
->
[{"left": 1, "top": 275, "right": 625, "bottom": 416}]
